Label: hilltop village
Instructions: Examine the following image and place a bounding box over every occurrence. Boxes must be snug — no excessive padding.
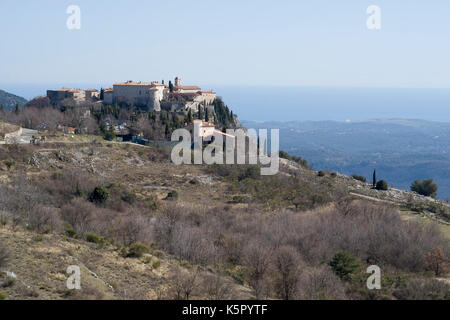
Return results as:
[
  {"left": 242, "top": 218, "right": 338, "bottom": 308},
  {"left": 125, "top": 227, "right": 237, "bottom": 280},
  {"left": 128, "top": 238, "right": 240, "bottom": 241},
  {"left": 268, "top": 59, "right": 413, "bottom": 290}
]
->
[
  {"left": 0, "top": 77, "right": 237, "bottom": 145},
  {"left": 47, "top": 77, "right": 217, "bottom": 113}
]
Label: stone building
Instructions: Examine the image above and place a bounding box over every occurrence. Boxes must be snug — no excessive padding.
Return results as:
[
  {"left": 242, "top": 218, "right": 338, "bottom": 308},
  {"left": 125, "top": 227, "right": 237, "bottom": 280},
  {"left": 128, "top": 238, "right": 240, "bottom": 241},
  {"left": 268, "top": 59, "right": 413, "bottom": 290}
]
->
[
  {"left": 85, "top": 89, "right": 100, "bottom": 100},
  {"left": 112, "top": 81, "right": 165, "bottom": 111},
  {"left": 47, "top": 88, "right": 86, "bottom": 107},
  {"left": 46, "top": 77, "right": 216, "bottom": 112},
  {"left": 103, "top": 88, "right": 113, "bottom": 105}
]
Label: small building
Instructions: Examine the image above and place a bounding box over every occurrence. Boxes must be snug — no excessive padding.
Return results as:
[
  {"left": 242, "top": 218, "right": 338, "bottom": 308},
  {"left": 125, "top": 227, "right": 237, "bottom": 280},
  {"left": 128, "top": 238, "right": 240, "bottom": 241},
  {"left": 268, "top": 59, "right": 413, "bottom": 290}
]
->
[
  {"left": 57, "top": 125, "right": 76, "bottom": 134},
  {"left": 186, "top": 120, "right": 235, "bottom": 143}
]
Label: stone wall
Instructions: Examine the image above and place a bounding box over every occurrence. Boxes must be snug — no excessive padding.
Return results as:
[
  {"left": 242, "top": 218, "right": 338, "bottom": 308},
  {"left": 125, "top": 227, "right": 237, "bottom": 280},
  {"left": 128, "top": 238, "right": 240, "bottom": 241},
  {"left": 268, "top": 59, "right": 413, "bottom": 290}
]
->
[{"left": 4, "top": 127, "right": 22, "bottom": 143}]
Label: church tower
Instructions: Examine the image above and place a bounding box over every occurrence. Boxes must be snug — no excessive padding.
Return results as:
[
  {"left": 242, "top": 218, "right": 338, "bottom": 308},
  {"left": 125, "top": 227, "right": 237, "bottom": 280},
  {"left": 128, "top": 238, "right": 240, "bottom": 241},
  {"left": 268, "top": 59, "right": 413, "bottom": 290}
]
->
[{"left": 175, "top": 77, "right": 181, "bottom": 87}]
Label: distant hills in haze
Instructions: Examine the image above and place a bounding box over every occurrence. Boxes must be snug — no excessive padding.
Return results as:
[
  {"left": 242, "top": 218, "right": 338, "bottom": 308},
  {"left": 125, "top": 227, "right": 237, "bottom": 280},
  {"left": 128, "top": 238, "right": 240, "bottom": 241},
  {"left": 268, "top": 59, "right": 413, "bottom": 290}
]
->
[
  {"left": 0, "top": 89, "right": 28, "bottom": 110},
  {"left": 243, "top": 119, "right": 450, "bottom": 199}
]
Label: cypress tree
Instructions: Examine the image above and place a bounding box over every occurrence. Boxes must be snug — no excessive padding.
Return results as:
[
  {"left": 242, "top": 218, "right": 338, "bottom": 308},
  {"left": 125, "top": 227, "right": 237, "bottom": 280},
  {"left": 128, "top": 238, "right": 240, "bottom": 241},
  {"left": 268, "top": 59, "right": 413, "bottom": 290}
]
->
[
  {"left": 205, "top": 108, "right": 209, "bottom": 122},
  {"left": 198, "top": 106, "right": 204, "bottom": 120},
  {"left": 372, "top": 170, "right": 377, "bottom": 188}
]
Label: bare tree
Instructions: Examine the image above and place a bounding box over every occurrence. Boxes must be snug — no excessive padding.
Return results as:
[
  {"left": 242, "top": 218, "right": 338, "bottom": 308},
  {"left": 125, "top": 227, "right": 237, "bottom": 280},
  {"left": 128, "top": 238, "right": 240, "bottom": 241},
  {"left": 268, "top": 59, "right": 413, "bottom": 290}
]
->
[
  {"left": 167, "top": 267, "right": 200, "bottom": 300},
  {"left": 202, "top": 273, "right": 233, "bottom": 300},
  {"left": 61, "top": 198, "right": 96, "bottom": 237},
  {"left": 27, "top": 205, "right": 61, "bottom": 233},
  {"left": 272, "top": 245, "right": 303, "bottom": 300},
  {"left": 243, "top": 241, "right": 272, "bottom": 299},
  {"left": 298, "top": 267, "right": 347, "bottom": 300}
]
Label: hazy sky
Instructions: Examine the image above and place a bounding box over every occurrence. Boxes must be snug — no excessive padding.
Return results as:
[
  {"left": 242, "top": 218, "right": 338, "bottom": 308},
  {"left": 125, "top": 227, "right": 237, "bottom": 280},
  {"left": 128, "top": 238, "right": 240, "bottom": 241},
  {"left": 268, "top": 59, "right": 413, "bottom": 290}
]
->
[{"left": 1, "top": 0, "right": 450, "bottom": 88}]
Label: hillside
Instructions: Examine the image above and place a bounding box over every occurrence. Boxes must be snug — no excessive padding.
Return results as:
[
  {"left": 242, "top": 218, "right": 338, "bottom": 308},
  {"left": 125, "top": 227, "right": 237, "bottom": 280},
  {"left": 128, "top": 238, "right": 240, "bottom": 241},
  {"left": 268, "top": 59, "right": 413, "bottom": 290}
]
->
[
  {"left": 243, "top": 119, "right": 450, "bottom": 199},
  {"left": 0, "top": 137, "right": 449, "bottom": 300},
  {"left": 0, "top": 89, "right": 28, "bottom": 110}
]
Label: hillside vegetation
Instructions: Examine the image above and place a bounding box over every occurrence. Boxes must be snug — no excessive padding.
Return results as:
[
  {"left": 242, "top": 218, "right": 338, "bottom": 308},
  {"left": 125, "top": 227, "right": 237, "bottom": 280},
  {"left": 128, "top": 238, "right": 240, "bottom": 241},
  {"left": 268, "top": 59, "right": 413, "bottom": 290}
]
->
[
  {"left": 0, "top": 89, "right": 28, "bottom": 111},
  {"left": 0, "top": 139, "right": 449, "bottom": 300}
]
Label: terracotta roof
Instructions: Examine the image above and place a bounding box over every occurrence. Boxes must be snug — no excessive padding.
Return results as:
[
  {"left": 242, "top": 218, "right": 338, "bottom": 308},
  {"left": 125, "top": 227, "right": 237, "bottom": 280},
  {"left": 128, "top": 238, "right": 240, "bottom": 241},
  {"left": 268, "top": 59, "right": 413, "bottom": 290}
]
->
[
  {"left": 175, "top": 85, "right": 201, "bottom": 90},
  {"left": 85, "top": 89, "right": 98, "bottom": 92},
  {"left": 214, "top": 129, "right": 236, "bottom": 138},
  {"left": 114, "top": 81, "right": 167, "bottom": 87},
  {"left": 114, "top": 81, "right": 154, "bottom": 86},
  {"left": 150, "top": 82, "right": 165, "bottom": 87},
  {"left": 57, "top": 125, "right": 76, "bottom": 131},
  {"left": 193, "top": 120, "right": 215, "bottom": 128},
  {"left": 55, "top": 88, "right": 83, "bottom": 93}
]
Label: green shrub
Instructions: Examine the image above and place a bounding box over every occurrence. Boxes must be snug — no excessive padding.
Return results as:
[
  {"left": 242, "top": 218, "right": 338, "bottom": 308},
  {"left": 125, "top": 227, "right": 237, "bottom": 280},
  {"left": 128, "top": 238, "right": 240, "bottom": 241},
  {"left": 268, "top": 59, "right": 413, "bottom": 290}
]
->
[
  {"left": 231, "top": 194, "right": 251, "bottom": 203},
  {"left": 86, "top": 233, "right": 105, "bottom": 246},
  {"left": 88, "top": 186, "right": 109, "bottom": 205},
  {"left": 238, "top": 165, "right": 260, "bottom": 181},
  {"left": 226, "top": 265, "right": 245, "bottom": 285},
  {"left": 127, "top": 242, "right": 150, "bottom": 258},
  {"left": 103, "top": 130, "right": 116, "bottom": 141},
  {"left": 352, "top": 174, "right": 366, "bottom": 182},
  {"left": 329, "top": 251, "right": 361, "bottom": 281},
  {"left": 0, "top": 291, "right": 6, "bottom": 300},
  {"left": 179, "top": 260, "right": 192, "bottom": 269},
  {"left": 3, "top": 159, "right": 14, "bottom": 169},
  {"left": 411, "top": 179, "right": 438, "bottom": 198},
  {"left": 279, "top": 150, "right": 309, "bottom": 168},
  {"left": 166, "top": 190, "right": 179, "bottom": 201},
  {"left": 318, "top": 171, "right": 326, "bottom": 177},
  {"left": 152, "top": 260, "right": 161, "bottom": 269},
  {"left": 153, "top": 250, "right": 165, "bottom": 258},
  {"left": 375, "top": 180, "right": 389, "bottom": 191},
  {"left": 64, "top": 223, "right": 77, "bottom": 238}
]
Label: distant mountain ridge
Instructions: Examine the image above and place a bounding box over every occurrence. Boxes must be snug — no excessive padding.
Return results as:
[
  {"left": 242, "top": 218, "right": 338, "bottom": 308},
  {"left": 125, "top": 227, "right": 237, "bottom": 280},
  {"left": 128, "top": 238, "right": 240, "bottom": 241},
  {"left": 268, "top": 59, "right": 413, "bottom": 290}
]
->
[{"left": 0, "top": 89, "right": 28, "bottom": 110}]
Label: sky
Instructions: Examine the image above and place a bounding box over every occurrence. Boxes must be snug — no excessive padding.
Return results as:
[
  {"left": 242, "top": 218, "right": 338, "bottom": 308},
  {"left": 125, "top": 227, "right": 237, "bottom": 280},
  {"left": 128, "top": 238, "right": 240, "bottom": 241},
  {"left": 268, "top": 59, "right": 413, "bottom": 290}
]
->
[{"left": 1, "top": 0, "right": 450, "bottom": 89}]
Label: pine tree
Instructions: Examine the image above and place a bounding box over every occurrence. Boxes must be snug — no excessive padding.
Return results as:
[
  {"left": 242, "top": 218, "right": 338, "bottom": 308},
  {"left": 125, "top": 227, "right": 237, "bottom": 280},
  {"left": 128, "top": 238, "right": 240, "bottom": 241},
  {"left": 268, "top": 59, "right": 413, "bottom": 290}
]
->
[
  {"left": 14, "top": 103, "right": 20, "bottom": 114},
  {"left": 169, "top": 81, "right": 174, "bottom": 92},
  {"left": 100, "top": 88, "right": 104, "bottom": 100}
]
